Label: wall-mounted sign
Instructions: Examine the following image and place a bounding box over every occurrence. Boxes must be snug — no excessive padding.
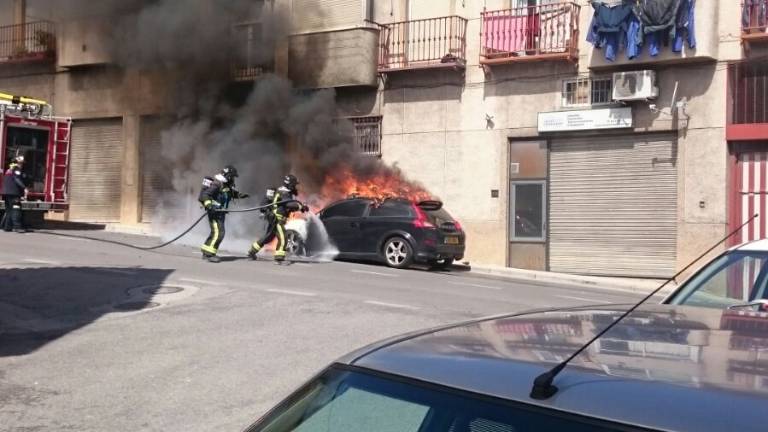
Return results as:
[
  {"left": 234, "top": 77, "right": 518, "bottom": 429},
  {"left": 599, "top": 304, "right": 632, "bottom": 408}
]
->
[{"left": 538, "top": 107, "right": 632, "bottom": 132}]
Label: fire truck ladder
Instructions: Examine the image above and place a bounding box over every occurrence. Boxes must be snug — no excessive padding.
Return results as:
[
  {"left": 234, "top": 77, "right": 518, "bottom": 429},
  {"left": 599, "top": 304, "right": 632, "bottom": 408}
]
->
[{"left": 49, "top": 119, "right": 72, "bottom": 204}]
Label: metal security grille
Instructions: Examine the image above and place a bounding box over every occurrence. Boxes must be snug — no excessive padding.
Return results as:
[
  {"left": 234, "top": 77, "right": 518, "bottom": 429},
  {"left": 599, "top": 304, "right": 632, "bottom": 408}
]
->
[
  {"left": 562, "top": 77, "right": 612, "bottom": 107},
  {"left": 350, "top": 116, "right": 382, "bottom": 156},
  {"left": 69, "top": 118, "right": 123, "bottom": 222},
  {"left": 549, "top": 134, "right": 678, "bottom": 278}
]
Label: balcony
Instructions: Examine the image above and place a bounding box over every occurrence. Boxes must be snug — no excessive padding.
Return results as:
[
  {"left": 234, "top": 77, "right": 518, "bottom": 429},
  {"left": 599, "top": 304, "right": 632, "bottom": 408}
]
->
[
  {"left": 727, "top": 61, "right": 768, "bottom": 140},
  {"left": 377, "top": 16, "right": 467, "bottom": 73},
  {"left": 480, "top": 2, "right": 579, "bottom": 66},
  {"left": 231, "top": 21, "right": 273, "bottom": 82},
  {"left": 742, "top": 1, "right": 768, "bottom": 51},
  {"left": 0, "top": 21, "right": 56, "bottom": 64}
]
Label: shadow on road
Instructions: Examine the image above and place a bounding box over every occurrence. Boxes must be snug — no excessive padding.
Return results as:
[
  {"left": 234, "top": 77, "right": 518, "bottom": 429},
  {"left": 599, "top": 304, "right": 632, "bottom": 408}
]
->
[{"left": 0, "top": 266, "right": 174, "bottom": 357}]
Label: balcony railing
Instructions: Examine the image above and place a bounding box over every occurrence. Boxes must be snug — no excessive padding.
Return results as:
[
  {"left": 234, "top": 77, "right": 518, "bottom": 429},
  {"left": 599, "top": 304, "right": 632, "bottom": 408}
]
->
[
  {"left": 480, "top": 2, "right": 579, "bottom": 65},
  {"left": 0, "top": 21, "right": 56, "bottom": 63},
  {"left": 231, "top": 22, "right": 272, "bottom": 81},
  {"left": 742, "top": 0, "right": 768, "bottom": 46},
  {"left": 728, "top": 62, "right": 768, "bottom": 125},
  {"left": 377, "top": 16, "right": 467, "bottom": 72}
]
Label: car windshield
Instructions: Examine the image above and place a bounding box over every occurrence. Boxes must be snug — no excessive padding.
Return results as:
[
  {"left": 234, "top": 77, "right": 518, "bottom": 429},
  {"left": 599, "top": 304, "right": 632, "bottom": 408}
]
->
[
  {"left": 247, "top": 367, "right": 644, "bottom": 432},
  {"left": 668, "top": 251, "right": 768, "bottom": 309}
]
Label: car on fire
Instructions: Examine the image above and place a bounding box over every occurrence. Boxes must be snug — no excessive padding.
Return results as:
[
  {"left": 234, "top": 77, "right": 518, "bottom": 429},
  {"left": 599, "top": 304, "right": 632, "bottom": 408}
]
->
[
  {"left": 285, "top": 197, "right": 465, "bottom": 269},
  {"left": 663, "top": 239, "right": 768, "bottom": 311},
  {"left": 243, "top": 303, "right": 768, "bottom": 432}
]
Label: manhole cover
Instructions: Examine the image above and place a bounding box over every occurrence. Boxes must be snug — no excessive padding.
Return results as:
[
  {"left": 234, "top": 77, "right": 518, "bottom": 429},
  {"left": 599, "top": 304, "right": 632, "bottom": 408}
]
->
[
  {"left": 142, "top": 286, "right": 184, "bottom": 295},
  {"left": 113, "top": 301, "right": 161, "bottom": 311}
]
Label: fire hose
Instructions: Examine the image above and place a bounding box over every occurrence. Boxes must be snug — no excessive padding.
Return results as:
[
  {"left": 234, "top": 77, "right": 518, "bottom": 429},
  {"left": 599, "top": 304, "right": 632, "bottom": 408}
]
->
[{"left": 36, "top": 200, "right": 303, "bottom": 252}]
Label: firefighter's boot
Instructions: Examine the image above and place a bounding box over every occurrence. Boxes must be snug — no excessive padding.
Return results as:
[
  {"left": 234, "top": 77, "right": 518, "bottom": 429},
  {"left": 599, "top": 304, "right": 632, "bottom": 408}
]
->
[
  {"left": 202, "top": 253, "right": 221, "bottom": 263},
  {"left": 248, "top": 244, "right": 261, "bottom": 260}
]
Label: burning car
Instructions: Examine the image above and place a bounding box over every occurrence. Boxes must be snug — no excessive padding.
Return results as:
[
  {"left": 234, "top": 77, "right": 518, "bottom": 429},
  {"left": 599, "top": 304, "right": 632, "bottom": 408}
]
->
[{"left": 286, "top": 197, "right": 465, "bottom": 269}]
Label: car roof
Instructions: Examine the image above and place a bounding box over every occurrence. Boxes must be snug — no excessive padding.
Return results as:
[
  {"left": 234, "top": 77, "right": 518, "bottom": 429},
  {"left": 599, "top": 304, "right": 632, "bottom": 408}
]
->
[
  {"left": 340, "top": 304, "right": 768, "bottom": 432},
  {"left": 732, "top": 238, "right": 768, "bottom": 252}
]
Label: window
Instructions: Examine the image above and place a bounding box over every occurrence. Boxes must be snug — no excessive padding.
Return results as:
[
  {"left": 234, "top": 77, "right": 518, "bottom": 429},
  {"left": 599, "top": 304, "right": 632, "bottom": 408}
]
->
[
  {"left": 251, "top": 367, "right": 644, "bottom": 432},
  {"left": 348, "top": 116, "right": 382, "bottom": 156},
  {"left": 668, "top": 252, "right": 768, "bottom": 309},
  {"left": 562, "top": 77, "right": 613, "bottom": 108},
  {"left": 369, "top": 200, "right": 413, "bottom": 218},
  {"left": 322, "top": 200, "right": 370, "bottom": 219},
  {"left": 232, "top": 2, "right": 273, "bottom": 81},
  {"left": 510, "top": 181, "right": 545, "bottom": 242}
]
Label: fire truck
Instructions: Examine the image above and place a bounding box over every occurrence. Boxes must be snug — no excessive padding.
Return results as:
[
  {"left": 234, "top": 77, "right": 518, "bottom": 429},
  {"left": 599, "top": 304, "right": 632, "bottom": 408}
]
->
[{"left": 0, "top": 92, "right": 72, "bottom": 225}]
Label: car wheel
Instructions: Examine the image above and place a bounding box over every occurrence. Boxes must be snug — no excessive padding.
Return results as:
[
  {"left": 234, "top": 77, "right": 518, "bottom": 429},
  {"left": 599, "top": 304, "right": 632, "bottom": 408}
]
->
[
  {"left": 383, "top": 237, "right": 414, "bottom": 269},
  {"left": 285, "top": 230, "right": 307, "bottom": 257}
]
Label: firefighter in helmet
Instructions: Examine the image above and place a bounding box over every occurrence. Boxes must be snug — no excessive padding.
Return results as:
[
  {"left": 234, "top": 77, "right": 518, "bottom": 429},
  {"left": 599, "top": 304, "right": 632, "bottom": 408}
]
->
[
  {"left": 2, "top": 155, "right": 28, "bottom": 233},
  {"left": 248, "top": 174, "right": 308, "bottom": 263},
  {"left": 198, "top": 165, "right": 248, "bottom": 263}
]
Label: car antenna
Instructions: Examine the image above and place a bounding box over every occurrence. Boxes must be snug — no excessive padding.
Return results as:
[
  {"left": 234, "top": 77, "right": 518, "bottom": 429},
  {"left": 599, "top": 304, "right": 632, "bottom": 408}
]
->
[{"left": 530, "top": 213, "right": 760, "bottom": 400}]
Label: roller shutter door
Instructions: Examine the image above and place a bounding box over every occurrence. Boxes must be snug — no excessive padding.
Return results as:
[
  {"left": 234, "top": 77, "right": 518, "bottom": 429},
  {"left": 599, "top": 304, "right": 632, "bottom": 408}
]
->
[
  {"left": 69, "top": 118, "right": 123, "bottom": 222},
  {"left": 292, "top": 0, "right": 362, "bottom": 33},
  {"left": 549, "top": 134, "right": 678, "bottom": 278},
  {"left": 140, "top": 117, "right": 173, "bottom": 223}
]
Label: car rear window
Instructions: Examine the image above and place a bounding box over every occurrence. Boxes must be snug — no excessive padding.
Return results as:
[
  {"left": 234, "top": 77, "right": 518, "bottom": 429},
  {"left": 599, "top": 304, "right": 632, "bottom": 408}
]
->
[{"left": 426, "top": 208, "right": 455, "bottom": 226}]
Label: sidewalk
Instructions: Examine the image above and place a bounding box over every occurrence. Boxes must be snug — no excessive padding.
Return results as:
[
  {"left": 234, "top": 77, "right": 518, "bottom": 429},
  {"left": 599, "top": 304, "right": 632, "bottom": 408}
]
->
[{"left": 463, "top": 264, "right": 678, "bottom": 296}]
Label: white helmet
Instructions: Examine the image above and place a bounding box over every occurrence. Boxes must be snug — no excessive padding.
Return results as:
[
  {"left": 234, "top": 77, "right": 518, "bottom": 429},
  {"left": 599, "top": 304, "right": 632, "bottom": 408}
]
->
[{"left": 13, "top": 155, "right": 24, "bottom": 164}]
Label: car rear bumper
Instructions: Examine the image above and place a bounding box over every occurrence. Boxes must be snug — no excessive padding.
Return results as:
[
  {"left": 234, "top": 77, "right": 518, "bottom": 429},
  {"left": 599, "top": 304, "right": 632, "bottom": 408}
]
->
[{"left": 415, "top": 244, "right": 465, "bottom": 262}]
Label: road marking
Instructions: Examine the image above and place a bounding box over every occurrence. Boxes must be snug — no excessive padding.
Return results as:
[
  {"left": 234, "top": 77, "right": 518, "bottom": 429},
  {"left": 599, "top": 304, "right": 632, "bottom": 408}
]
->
[
  {"left": 23, "top": 259, "right": 61, "bottom": 266},
  {"left": 350, "top": 269, "right": 399, "bottom": 277},
  {"left": 265, "top": 288, "right": 317, "bottom": 297},
  {"left": 364, "top": 300, "right": 420, "bottom": 310},
  {"left": 556, "top": 295, "right": 612, "bottom": 304},
  {"left": 448, "top": 281, "right": 503, "bottom": 290},
  {"left": 97, "top": 268, "right": 137, "bottom": 275},
  {"left": 178, "top": 277, "right": 226, "bottom": 286}
]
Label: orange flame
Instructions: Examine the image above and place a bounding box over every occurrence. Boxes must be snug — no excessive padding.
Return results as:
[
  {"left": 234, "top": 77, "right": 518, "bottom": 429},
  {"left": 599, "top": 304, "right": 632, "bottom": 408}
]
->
[{"left": 317, "top": 166, "right": 434, "bottom": 207}]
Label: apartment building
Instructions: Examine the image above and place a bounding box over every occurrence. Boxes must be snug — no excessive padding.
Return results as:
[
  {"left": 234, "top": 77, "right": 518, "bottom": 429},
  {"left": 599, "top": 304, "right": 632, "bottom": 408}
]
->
[
  {"left": 289, "top": 0, "right": 764, "bottom": 278},
  {"left": 0, "top": 0, "right": 764, "bottom": 278}
]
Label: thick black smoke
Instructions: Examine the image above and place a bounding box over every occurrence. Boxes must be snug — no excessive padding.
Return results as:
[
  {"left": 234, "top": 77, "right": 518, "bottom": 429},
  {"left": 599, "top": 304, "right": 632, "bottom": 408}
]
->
[{"left": 29, "top": 0, "right": 426, "bottom": 252}]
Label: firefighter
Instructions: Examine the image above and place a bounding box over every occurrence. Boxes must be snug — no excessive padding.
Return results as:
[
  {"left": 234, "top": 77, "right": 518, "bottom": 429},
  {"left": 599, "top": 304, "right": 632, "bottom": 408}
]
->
[
  {"left": 2, "top": 156, "right": 27, "bottom": 233},
  {"left": 248, "top": 174, "right": 308, "bottom": 263},
  {"left": 198, "top": 165, "right": 249, "bottom": 263}
]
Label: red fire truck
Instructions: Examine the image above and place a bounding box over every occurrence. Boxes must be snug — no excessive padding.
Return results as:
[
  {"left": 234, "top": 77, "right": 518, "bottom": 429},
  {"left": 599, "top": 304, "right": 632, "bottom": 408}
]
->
[{"left": 0, "top": 92, "right": 71, "bottom": 225}]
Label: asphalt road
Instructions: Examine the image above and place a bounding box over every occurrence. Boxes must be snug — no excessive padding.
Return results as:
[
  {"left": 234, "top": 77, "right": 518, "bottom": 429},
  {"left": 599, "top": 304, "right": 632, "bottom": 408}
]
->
[{"left": 0, "top": 229, "right": 640, "bottom": 431}]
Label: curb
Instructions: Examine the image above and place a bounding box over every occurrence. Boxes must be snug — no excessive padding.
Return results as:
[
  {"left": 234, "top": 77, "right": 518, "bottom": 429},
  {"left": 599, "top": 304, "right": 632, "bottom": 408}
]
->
[{"left": 461, "top": 264, "right": 677, "bottom": 296}]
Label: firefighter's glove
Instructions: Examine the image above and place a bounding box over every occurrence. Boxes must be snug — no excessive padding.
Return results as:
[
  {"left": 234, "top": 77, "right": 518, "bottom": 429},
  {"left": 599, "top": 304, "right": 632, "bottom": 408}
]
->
[{"left": 301, "top": 204, "right": 309, "bottom": 213}]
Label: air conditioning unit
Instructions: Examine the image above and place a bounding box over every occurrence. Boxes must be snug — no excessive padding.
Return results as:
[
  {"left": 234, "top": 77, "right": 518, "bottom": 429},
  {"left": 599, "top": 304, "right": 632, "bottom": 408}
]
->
[{"left": 612, "top": 70, "right": 658, "bottom": 101}]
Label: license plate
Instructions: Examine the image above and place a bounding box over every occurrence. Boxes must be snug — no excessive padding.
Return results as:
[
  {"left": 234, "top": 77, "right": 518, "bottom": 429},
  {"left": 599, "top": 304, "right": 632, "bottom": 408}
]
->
[{"left": 444, "top": 236, "right": 459, "bottom": 245}]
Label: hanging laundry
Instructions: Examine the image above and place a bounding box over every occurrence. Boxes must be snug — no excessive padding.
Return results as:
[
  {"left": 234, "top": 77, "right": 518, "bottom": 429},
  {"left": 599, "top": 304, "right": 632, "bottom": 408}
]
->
[
  {"left": 672, "top": 0, "right": 696, "bottom": 53},
  {"left": 587, "top": 0, "right": 635, "bottom": 62},
  {"left": 633, "top": 0, "right": 682, "bottom": 57}
]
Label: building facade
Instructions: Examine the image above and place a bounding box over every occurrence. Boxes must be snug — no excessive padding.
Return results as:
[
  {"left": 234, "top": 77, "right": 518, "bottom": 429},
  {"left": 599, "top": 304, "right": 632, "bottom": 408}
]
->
[{"left": 0, "top": 0, "right": 764, "bottom": 278}]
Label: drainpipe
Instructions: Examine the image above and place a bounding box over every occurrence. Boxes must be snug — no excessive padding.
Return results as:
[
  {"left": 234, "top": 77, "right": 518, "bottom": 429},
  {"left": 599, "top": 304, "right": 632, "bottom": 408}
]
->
[{"left": 13, "top": 0, "right": 26, "bottom": 55}]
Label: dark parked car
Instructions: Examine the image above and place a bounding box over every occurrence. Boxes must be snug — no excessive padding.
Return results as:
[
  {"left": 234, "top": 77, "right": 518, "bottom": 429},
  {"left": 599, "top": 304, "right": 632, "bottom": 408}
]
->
[
  {"left": 288, "top": 197, "right": 465, "bottom": 269},
  {"left": 244, "top": 304, "right": 768, "bottom": 432}
]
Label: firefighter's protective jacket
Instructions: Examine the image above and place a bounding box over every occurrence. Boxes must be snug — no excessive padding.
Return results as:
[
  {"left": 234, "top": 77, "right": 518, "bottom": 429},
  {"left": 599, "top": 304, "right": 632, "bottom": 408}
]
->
[
  {"left": 261, "top": 186, "right": 301, "bottom": 220},
  {"left": 2, "top": 163, "right": 26, "bottom": 197},
  {"left": 198, "top": 174, "right": 244, "bottom": 210}
]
